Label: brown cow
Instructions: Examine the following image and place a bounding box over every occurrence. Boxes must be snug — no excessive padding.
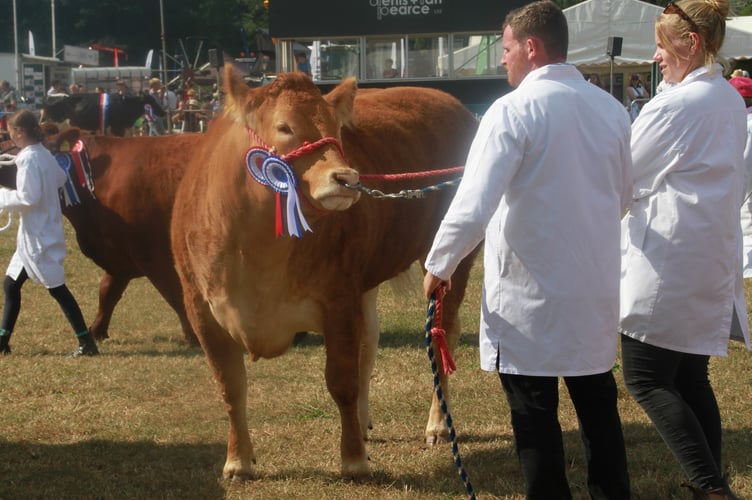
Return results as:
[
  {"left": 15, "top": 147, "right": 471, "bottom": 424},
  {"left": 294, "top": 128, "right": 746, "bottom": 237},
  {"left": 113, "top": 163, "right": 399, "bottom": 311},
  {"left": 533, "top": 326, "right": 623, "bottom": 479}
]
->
[
  {"left": 171, "top": 68, "right": 479, "bottom": 479},
  {"left": 50, "top": 130, "right": 199, "bottom": 345}
]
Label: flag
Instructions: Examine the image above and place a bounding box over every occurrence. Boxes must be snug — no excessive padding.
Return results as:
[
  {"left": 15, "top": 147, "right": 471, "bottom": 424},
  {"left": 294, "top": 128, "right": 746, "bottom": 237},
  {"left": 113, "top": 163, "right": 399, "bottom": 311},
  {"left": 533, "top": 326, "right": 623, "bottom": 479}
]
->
[
  {"left": 28, "top": 31, "right": 35, "bottom": 56},
  {"left": 145, "top": 49, "right": 153, "bottom": 68},
  {"left": 475, "top": 36, "right": 488, "bottom": 75}
]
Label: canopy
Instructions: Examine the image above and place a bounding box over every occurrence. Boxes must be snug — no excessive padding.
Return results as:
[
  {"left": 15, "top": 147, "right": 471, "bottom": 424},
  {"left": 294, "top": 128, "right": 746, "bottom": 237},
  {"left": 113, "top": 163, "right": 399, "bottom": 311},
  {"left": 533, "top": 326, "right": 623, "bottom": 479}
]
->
[{"left": 564, "top": 0, "right": 752, "bottom": 66}]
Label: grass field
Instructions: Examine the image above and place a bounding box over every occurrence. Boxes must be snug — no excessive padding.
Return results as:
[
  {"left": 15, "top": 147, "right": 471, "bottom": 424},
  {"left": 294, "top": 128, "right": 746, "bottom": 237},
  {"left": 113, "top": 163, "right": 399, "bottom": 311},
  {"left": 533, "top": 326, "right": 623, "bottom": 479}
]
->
[{"left": 0, "top": 219, "right": 750, "bottom": 499}]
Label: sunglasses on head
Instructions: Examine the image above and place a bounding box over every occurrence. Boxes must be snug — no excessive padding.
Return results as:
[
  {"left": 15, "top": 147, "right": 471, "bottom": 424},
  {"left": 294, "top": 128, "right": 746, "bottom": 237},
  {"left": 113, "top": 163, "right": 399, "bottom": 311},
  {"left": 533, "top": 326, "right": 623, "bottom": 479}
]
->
[{"left": 663, "top": 1, "right": 699, "bottom": 33}]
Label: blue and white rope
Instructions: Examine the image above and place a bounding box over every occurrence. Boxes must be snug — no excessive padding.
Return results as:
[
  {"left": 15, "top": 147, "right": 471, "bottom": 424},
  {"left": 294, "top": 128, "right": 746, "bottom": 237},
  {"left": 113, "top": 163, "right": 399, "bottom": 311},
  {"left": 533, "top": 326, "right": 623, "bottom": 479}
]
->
[{"left": 425, "top": 292, "right": 476, "bottom": 500}]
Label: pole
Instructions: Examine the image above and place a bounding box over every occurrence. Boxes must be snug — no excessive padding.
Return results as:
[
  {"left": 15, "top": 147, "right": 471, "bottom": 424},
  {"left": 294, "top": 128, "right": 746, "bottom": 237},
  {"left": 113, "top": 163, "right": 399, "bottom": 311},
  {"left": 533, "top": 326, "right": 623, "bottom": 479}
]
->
[
  {"left": 609, "top": 56, "right": 614, "bottom": 97},
  {"left": 51, "top": 0, "right": 56, "bottom": 57},
  {"left": 12, "top": 0, "right": 20, "bottom": 95},
  {"left": 159, "top": 0, "right": 172, "bottom": 132}
]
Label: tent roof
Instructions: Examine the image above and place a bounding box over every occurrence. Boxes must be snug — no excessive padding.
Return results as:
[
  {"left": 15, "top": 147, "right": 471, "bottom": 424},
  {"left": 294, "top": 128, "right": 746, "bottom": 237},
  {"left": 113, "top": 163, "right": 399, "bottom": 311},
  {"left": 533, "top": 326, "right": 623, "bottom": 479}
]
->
[
  {"left": 564, "top": 0, "right": 752, "bottom": 66},
  {"left": 725, "top": 17, "right": 752, "bottom": 61}
]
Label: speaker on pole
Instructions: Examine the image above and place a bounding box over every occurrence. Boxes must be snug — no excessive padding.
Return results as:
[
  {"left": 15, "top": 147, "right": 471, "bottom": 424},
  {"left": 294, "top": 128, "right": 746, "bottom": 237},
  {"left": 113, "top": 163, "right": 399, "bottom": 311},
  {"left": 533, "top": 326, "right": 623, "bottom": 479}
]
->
[
  {"left": 606, "top": 37, "right": 623, "bottom": 57},
  {"left": 208, "top": 48, "right": 224, "bottom": 68},
  {"left": 606, "top": 37, "right": 623, "bottom": 97}
]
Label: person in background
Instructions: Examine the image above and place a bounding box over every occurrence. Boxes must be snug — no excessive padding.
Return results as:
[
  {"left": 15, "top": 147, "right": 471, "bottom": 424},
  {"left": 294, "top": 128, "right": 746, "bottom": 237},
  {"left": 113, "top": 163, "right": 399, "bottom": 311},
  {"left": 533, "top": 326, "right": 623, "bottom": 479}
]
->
[
  {"left": 0, "top": 80, "right": 18, "bottom": 109},
  {"left": 295, "top": 52, "right": 311, "bottom": 77},
  {"left": 422, "top": 1, "right": 632, "bottom": 497},
  {"left": 115, "top": 79, "right": 133, "bottom": 97},
  {"left": 147, "top": 77, "right": 166, "bottom": 136},
  {"left": 627, "top": 73, "right": 650, "bottom": 121},
  {"left": 587, "top": 73, "right": 603, "bottom": 88},
  {"left": 383, "top": 58, "right": 400, "bottom": 78},
  {"left": 68, "top": 83, "right": 81, "bottom": 95},
  {"left": 620, "top": 1, "right": 750, "bottom": 498},
  {"left": 172, "top": 96, "right": 208, "bottom": 133},
  {"left": 0, "top": 110, "right": 99, "bottom": 357},
  {"left": 46, "top": 80, "right": 66, "bottom": 97},
  {"left": 730, "top": 75, "right": 752, "bottom": 278}
]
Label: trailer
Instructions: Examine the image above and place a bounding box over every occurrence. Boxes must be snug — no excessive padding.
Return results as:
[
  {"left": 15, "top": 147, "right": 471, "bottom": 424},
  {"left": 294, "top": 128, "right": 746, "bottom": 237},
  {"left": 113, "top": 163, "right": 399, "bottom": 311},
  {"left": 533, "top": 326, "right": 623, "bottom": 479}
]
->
[{"left": 70, "top": 66, "right": 152, "bottom": 94}]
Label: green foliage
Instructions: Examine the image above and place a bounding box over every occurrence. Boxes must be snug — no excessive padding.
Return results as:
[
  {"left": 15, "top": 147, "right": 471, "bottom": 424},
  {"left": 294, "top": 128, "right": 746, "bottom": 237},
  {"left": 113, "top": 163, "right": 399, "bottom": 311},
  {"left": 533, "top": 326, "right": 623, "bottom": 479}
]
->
[{"left": 3, "top": 0, "right": 268, "bottom": 66}]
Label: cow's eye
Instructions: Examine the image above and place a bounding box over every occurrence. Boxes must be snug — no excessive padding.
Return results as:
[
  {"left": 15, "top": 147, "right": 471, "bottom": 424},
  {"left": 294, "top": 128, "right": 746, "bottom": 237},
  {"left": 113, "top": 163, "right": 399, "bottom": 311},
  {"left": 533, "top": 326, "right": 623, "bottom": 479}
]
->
[{"left": 277, "top": 124, "right": 293, "bottom": 135}]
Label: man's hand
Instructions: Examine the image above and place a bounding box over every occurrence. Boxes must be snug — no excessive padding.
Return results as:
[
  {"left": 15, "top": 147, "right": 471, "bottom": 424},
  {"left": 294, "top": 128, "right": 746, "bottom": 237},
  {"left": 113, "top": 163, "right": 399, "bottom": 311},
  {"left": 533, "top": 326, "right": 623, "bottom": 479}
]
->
[{"left": 423, "top": 271, "right": 451, "bottom": 299}]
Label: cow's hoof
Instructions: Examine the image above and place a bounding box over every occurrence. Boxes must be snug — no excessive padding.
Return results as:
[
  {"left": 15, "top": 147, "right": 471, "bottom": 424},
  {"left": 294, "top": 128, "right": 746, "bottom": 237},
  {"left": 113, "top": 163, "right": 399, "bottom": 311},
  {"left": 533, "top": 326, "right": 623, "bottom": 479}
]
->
[
  {"left": 425, "top": 433, "right": 450, "bottom": 447},
  {"left": 90, "top": 330, "right": 108, "bottom": 341},
  {"left": 223, "top": 461, "right": 254, "bottom": 482},
  {"left": 341, "top": 460, "right": 370, "bottom": 479}
]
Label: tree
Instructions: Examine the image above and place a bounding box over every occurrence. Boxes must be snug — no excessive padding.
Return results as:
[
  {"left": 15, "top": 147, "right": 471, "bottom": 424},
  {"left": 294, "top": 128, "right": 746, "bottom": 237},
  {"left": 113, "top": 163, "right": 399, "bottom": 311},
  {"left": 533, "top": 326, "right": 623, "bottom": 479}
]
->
[{"left": 1, "top": 0, "right": 268, "bottom": 66}]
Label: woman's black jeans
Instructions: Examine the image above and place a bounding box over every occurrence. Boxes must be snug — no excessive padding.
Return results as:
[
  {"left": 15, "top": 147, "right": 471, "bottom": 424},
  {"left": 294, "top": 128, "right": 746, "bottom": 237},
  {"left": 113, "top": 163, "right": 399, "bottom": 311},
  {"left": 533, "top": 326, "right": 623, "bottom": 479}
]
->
[{"left": 621, "top": 334, "right": 726, "bottom": 491}]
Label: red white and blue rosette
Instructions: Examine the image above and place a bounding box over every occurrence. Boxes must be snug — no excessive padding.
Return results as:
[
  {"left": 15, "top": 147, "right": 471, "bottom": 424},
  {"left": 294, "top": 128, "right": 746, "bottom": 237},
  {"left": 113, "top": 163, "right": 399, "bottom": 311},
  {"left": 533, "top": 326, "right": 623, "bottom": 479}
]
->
[{"left": 245, "top": 147, "right": 312, "bottom": 238}]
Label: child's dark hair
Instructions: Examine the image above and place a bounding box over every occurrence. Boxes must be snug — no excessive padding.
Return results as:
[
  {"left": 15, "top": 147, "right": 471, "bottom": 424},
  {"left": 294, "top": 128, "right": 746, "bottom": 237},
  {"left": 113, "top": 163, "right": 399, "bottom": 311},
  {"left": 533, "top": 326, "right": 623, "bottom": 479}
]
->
[{"left": 8, "top": 110, "right": 44, "bottom": 142}]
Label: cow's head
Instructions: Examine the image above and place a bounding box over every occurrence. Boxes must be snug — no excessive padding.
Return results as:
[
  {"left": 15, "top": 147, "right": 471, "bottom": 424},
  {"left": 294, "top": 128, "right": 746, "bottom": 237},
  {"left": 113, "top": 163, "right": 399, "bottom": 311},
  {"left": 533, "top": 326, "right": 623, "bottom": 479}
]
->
[
  {"left": 223, "top": 66, "right": 360, "bottom": 214},
  {"left": 43, "top": 125, "right": 82, "bottom": 154}
]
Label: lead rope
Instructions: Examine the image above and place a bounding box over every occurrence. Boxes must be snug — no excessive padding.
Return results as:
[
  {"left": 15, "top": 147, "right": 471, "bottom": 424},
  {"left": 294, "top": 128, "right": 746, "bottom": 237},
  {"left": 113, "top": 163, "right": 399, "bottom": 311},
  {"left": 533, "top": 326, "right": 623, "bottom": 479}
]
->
[{"left": 426, "top": 286, "right": 475, "bottom": 500}]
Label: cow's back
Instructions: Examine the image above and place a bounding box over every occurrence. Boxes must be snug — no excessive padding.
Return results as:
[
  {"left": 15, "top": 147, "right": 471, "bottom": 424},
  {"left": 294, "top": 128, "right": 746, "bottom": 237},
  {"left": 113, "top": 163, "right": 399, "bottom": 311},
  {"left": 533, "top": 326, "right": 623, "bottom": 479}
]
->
[
  {"left": 65, "top": 133, "right": 200, "bottom": 276},
  {"left": 299, "top": 86, "right": 477, "bottom": 291}
]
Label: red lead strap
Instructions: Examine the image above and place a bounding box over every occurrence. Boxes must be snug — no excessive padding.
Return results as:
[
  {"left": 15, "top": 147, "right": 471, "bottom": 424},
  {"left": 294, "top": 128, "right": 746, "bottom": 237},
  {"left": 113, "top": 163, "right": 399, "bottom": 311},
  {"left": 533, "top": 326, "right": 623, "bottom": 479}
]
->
[{"left": 431, "top": 285, "right": 457, "bottom": 375}]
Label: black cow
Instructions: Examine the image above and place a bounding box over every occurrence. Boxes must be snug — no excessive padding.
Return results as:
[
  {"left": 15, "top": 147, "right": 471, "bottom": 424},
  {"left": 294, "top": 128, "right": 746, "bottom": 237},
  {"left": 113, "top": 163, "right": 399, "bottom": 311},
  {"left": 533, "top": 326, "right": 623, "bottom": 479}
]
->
[{"left": 43, "top": 93, "right": 165, "bottom": 136}]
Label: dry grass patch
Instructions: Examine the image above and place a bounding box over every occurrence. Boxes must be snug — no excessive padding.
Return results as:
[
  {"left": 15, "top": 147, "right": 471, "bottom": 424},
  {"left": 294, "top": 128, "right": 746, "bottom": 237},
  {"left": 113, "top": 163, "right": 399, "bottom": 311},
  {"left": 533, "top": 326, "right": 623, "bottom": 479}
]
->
[{"left": 0, "top": 220, "right": 750, "bottom": 499}]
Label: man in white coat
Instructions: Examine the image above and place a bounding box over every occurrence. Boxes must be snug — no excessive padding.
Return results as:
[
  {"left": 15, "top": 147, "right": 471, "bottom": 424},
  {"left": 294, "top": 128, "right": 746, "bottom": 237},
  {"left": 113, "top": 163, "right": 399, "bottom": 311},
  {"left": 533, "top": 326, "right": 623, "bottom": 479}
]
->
[{"left": 422, "top": 1, "right": 632, "bottom": 498}]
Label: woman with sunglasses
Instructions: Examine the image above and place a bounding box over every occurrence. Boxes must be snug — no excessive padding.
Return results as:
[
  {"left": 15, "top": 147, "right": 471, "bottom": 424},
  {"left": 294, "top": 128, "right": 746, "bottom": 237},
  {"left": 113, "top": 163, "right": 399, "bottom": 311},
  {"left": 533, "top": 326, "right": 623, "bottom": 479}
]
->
[
  {"left": 626, "top": 73, "right": 650, "bottom": 122},
  {"left": 620, "top": 1, "right": 749, "bottom": 498}
]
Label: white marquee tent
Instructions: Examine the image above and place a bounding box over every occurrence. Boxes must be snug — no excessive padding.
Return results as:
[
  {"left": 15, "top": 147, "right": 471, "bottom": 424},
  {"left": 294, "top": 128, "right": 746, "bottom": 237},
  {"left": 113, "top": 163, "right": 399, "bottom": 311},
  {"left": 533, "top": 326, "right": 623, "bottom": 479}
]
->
[{"left": 564, "top": 0, "right": 752, "bottom": 66}]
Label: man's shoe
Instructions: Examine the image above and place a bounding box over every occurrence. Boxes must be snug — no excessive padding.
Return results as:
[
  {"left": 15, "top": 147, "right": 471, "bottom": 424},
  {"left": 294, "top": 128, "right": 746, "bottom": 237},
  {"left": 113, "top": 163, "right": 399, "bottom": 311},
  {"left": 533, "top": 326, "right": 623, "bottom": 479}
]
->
[{"left": 67, "top": 342, "right": 99, "bottom": 358}]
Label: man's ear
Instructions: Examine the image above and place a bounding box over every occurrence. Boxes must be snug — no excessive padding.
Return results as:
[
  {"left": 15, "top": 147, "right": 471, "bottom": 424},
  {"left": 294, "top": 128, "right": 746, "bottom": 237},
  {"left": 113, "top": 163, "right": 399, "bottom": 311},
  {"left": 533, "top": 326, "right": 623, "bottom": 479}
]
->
[{"left": 526, "top": 35, "right": 544, "bottom": 60}]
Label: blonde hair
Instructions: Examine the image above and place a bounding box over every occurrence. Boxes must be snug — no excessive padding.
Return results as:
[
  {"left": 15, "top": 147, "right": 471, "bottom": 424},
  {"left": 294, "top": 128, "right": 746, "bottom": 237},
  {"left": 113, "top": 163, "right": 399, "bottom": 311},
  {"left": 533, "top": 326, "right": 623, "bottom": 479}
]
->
[{"left": 656, "top": 0, "right": 730, "bottom": 71}]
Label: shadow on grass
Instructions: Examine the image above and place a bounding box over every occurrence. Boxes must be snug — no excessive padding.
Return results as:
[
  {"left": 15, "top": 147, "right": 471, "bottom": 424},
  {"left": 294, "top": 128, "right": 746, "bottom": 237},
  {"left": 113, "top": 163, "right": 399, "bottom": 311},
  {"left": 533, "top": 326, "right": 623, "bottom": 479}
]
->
[
  {"left": 291, "top": 330, "right": 479, "bottom": 349},
  {"left": 0, "top": 440, "right": 226, "bottom": 498},
  {"left": 1, "top": 426, "right": 749, "bottom": 498}
]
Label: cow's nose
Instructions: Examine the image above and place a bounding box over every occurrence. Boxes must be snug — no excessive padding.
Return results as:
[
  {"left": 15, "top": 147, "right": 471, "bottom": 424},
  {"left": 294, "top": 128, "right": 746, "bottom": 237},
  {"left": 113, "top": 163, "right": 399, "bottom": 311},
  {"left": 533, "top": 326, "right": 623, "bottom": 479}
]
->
[{"left": 334, "top": 169, "right": 359, "bottom": 187}]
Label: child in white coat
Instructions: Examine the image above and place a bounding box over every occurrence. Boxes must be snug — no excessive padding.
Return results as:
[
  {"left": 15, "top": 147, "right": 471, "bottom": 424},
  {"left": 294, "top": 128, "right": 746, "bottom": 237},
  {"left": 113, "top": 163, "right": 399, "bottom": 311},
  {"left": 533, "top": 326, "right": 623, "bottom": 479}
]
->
[{"left": 0, "top": 110, "right": 98, "bottom": 357}]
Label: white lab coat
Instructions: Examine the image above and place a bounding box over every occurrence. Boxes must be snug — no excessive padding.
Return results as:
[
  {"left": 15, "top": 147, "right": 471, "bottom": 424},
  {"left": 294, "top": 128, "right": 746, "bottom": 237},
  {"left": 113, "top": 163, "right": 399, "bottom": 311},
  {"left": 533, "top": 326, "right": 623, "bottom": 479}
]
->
[
  {"left": 621, "top": 65, "right": 751, "bottom": 354},
  {"left": 0, "top": 143, "right": 68, "bottom": 288},
  {"left": 740, "top": 110, "right": 752, "bottom": 277},
  {"left": 425, "top": 64, "right": 633, "bottom": 376}
]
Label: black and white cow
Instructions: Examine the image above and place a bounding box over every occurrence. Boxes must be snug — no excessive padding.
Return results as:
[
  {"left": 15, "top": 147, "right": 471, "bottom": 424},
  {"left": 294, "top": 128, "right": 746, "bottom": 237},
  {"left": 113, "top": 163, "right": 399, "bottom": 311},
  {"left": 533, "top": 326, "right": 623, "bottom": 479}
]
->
[{"left": 43, "top": 93, "right": 164, "bottom": 136}]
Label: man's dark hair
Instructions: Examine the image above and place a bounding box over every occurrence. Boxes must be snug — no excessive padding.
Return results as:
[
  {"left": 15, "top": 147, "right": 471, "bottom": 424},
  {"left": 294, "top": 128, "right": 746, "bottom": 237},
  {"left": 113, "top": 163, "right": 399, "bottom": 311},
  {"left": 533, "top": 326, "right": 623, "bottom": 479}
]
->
[{"left": 504, "top": 0, "right": 568, "bottom": 60}]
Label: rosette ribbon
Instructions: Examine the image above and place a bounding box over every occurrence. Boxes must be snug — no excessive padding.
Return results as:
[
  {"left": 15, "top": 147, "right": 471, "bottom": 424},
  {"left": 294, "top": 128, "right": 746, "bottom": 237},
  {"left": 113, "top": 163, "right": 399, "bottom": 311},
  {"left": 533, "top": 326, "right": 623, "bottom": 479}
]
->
[{"left": 245, "top": 147, "right": 312, "bottom": 238}]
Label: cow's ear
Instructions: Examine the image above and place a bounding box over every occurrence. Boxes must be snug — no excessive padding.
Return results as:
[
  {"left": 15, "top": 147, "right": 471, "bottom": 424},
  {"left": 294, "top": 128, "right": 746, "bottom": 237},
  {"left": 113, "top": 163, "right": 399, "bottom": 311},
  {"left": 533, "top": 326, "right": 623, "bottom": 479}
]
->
[
  {"left": 325, "top": 77, "right": 357, "bottom": 128},
  {"left": 47, "top": 127, "right": 81, "bottom": 153},
  {"left": 223, "top": 65, "right": 251, "bottom": 118}
]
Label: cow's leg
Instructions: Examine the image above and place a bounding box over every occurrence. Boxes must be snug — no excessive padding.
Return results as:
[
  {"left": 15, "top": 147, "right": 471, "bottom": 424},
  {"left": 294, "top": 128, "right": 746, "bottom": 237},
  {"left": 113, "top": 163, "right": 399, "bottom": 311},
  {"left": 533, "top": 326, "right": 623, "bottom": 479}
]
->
[
  {"left": 359, "top": 288, "right": 379, "bottom": 439},
  {"left": 146, "top": 275, "right": 199, "bottom": 346},
  {"left": 189, "top": 298, "right": 255, "bottom": 480},
  {"left": 204, "top": 332, "right": 253, "bottom": 480},
  {"left": 323, "top": 306, "right": 370, "bottom": 478},
  {"left": 424, "top": 247, "right": 479, "bottom": 446},
  {"left": 89, "top": 272, "right": 130, "bottom": 340}
]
